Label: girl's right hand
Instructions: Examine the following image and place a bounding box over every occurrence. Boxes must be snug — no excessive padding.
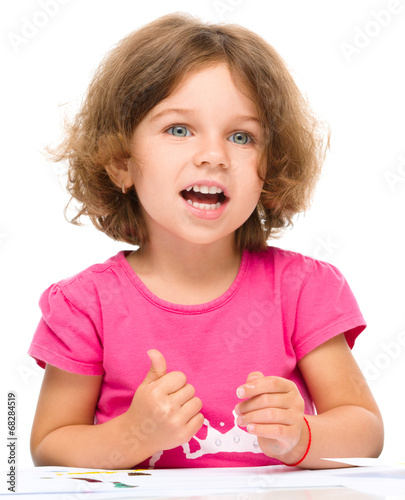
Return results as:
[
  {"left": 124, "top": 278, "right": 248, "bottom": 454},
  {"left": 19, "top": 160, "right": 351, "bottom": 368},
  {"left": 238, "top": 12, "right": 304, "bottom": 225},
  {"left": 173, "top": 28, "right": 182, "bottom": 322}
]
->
[{"left": 124, "top": 349, "right": 204, "bottom": 456}]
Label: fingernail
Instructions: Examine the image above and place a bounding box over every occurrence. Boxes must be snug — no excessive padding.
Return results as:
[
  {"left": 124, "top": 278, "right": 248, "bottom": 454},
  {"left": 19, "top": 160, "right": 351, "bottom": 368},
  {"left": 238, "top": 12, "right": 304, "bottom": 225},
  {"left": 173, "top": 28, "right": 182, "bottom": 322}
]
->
[
  {"left": 234, "top": 405, "right": 241, "bottom": 415},
  {"left": 236, "top": 415, "right": 244, "bottom": 425},
  {"left": 236, "top": 387, "right": 245, "bottom": 398},
  {"left": 247, "top": 424, "right": 255, "bottom": 433}
]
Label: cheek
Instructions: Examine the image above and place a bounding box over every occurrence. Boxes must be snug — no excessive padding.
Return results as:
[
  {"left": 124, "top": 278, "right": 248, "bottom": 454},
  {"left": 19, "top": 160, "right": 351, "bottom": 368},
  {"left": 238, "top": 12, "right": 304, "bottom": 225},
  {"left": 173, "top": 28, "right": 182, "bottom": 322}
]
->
[
  {"left": 246, "top": 176, "right": 264, "bottom": 213},
  {"left": 128, "top": 156, "right": 158, "bottom": 195},
  {"left": 251, "top": 158, "right": 265, "bottom": 198},
  {"left": 251, "top": 184, "right": 263, "bottom": 209},
  {"left": 247, "top": 165, "right": 264, "bottom": 198}
]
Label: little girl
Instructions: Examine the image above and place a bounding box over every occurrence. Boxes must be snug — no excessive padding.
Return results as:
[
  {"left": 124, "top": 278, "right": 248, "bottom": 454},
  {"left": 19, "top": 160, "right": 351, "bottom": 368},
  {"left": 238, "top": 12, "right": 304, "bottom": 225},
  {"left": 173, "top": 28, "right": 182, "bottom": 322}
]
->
[{"left": 29, "top": 13, "right": 383, "bottom": 470}]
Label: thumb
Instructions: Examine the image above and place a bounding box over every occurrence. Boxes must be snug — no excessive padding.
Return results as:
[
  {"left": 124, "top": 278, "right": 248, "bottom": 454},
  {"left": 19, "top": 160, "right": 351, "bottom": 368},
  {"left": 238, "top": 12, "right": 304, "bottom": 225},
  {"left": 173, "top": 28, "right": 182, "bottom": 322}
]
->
[
  {"left": 142, "top": 349, "right": 167, "bottom": 384},
  {"left": 246, "top": 371, "right": 264, "bottom": 383}
]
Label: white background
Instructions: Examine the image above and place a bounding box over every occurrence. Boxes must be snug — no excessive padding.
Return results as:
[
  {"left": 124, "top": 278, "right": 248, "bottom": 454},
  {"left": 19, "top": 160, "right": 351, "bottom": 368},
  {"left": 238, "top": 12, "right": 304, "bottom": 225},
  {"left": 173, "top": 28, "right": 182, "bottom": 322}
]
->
[{"left": 1, "top": 0, "right": 404, "bottom": 469}]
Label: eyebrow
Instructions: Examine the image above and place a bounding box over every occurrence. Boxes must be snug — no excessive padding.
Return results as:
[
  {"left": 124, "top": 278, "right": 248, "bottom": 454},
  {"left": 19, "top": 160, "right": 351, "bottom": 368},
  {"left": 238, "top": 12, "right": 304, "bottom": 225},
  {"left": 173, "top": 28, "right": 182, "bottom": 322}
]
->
[
  {"left": 150, "top": 107, "right": 261, "bottom": 126},
  {"left": 149, "top": 108, "right": 197, "bottom": 122}
]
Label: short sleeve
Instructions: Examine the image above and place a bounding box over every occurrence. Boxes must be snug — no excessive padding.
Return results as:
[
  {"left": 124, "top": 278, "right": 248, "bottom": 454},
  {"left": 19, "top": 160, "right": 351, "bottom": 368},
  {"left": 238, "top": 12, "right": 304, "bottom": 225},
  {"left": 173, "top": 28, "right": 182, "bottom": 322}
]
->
[
  {"left": 292, "top": 259, "right": 366, "bottom": 360},
  {"left": 28, "top": 283, "right": 104, "bottom": 375}
]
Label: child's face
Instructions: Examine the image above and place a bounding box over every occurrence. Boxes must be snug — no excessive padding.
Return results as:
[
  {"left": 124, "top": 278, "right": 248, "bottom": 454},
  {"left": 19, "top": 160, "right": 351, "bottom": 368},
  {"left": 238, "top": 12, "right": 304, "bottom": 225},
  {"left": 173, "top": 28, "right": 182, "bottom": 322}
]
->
[{"left": 127, "top": 63, "right": 264, "bottom": 248}]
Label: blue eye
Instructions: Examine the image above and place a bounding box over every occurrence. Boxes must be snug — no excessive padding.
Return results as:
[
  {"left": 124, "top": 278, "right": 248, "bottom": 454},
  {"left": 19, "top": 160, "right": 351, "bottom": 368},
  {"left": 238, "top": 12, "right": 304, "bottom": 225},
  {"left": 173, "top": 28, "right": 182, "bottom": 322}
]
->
[
  {"left": 168, "top": 126, "right": 190, "bottom": 137},
  {"left": 230, "top": 132, "right": 251, "bottom": 145}
]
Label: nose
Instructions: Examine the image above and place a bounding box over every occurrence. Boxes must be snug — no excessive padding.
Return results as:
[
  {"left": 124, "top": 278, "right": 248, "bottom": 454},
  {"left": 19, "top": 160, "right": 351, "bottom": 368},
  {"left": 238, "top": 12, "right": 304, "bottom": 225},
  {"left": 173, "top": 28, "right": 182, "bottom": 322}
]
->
[{"left": 192, "top": 134, "right": 229, "bottom": 169}]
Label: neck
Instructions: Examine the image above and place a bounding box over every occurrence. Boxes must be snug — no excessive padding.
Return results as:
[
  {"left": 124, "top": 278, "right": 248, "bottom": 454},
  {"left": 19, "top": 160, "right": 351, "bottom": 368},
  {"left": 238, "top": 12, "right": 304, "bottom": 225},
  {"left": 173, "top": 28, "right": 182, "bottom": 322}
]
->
[
  {"left": 128, "top": 232, "right": 242, "bottom": 305},
  {"left": 141, "top": 235, "right": 240, "bottom": 281}
]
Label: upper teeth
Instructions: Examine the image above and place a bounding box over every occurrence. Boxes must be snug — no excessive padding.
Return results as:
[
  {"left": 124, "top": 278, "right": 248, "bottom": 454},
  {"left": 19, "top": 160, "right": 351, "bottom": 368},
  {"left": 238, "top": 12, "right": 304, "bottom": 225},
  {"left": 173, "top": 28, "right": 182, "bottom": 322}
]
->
[{"left": 186, "top": 185, "right": 223, "bottom": 194}]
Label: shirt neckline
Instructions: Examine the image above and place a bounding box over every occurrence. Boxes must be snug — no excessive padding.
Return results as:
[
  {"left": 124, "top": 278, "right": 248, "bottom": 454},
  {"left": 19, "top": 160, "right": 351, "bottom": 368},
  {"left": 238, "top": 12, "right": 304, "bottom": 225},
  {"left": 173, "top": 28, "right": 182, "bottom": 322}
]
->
[{"left": 115, "top": 249, "right": 250, "bottom": 314}]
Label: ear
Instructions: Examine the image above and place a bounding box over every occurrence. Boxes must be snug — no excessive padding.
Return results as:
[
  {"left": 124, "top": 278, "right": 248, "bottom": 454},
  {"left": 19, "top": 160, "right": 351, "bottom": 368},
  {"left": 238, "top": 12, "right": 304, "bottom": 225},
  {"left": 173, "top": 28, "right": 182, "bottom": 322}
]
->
[{"left": 105, "top": 159, "right": 134, "bottom": 193}]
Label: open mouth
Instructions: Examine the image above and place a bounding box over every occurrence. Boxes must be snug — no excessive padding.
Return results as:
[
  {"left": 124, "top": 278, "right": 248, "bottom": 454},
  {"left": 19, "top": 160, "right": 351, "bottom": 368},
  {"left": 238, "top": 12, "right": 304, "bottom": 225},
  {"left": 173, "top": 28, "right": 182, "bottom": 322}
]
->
[{"left": 181, "top": 184, "right": 228, "bottom": 210}]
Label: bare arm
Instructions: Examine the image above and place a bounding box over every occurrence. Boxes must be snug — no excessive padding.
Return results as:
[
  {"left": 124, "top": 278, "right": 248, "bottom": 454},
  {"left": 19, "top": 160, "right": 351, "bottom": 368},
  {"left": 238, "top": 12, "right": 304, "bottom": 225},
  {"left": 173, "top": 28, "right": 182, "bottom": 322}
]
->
[
  {"left": 30, "top": 365, "right": 140, "bottom": 469},
  {"left": 295, "top": 334, "right": 383, "bottom": 467},
  {"left": 31, "top": 350, "right": 203, "bottom": 469},
  {"left": 235, "top": 334, "right": 384, "bottom": 468}
]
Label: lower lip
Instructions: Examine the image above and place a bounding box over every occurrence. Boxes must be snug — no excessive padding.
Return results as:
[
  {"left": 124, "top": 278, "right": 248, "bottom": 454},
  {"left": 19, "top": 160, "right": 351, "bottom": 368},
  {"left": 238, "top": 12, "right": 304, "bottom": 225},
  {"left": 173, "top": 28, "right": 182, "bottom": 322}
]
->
[{"left": 181, "top": 197, "right": 228, "bottom": 220}]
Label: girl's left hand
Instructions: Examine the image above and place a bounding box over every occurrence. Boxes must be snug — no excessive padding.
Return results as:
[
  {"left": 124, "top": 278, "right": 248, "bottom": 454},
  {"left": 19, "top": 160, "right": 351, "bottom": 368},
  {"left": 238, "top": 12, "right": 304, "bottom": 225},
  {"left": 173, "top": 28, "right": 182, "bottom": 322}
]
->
[{"left": 234, "top": 372, "right": 305, "bottom": 460}]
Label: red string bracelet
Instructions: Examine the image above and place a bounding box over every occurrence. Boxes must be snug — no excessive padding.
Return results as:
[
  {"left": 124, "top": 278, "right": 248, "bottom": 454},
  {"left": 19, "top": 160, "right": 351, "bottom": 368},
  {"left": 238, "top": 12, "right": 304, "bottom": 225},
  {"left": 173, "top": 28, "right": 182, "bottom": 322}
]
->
[{"left": 282, "top": 416, "right": 312, "bottom": 467}]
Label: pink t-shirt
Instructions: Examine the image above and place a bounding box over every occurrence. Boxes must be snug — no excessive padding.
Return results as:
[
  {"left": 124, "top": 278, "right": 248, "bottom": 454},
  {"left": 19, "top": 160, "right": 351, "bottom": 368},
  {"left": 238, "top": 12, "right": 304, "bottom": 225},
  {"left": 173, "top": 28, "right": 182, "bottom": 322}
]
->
[{"left": 29, "top": 247, "right": 366, "bottom": 468}]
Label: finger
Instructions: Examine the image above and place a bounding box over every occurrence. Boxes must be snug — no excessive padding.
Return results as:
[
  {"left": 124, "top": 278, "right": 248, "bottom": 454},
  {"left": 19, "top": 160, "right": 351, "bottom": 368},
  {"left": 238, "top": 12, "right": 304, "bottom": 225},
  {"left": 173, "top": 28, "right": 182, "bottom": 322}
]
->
[
  {"left": 236, "top": 376, "right": 295, "bottom": 400},
  {"left": 245, "top": 422, "right": 291, "bottom": 442},
  {"left": 236, "top": 392, "right": 291, "bottom": 415},
  {"left": 246, "top": 371, "right": 264, "bottom": 382},
  {"left": 236, "top": 407, "right": 295, "bottom": 427},
  {"left": 181, "top": 396, "right": 204, "bottom": 422},
  {"left": 185, "top": 411, "right": 205, "bottom": 439},
  {"left": 169, "top": 383, "right": 196, "bottom": 407},
  {"left": 156, "top": 370, "right": 188, "bottom": 394},
  {"left": 142, "top": 349, "right": 167, "bottom": 385}
]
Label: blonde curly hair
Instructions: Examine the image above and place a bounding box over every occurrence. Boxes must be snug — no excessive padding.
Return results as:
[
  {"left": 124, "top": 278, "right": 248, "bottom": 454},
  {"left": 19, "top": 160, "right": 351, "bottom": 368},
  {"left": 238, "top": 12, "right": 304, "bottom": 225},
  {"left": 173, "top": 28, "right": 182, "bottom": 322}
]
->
[{"left": 51, "top": 13, "right": 329, "bottom": 251}]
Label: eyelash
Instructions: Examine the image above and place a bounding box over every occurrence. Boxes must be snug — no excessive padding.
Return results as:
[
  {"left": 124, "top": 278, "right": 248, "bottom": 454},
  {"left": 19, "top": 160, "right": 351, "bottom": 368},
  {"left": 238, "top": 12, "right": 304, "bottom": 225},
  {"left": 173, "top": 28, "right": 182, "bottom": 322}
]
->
[{"left": 165, "top": 125, "right": 256, "bottom": 145}]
